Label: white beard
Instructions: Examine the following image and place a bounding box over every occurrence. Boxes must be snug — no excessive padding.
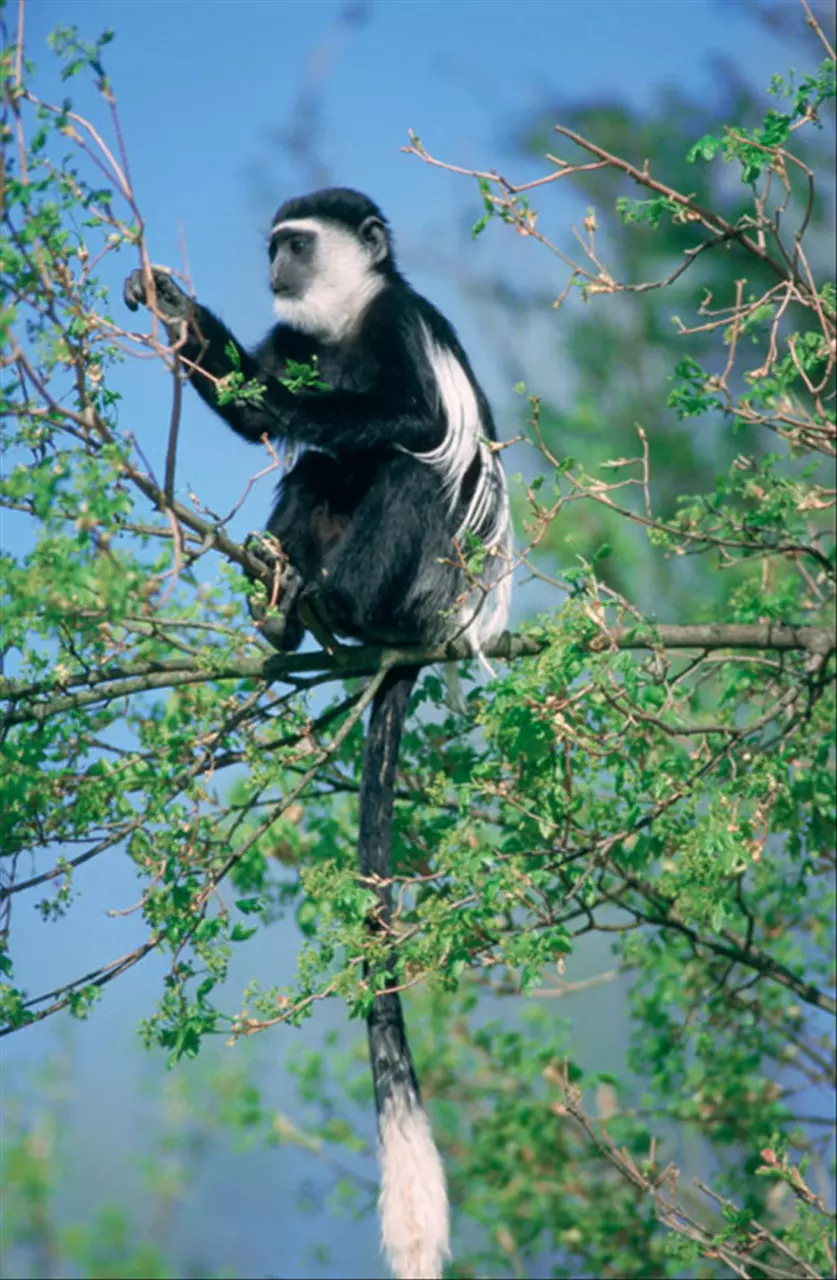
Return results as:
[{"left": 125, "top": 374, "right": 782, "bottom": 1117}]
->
[{"left": 271, "top": 218, "right": 385, "bottom": 342}]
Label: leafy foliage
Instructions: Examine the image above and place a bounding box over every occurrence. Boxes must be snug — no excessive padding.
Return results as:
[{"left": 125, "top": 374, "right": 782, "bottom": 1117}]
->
[{"left": 1, "top": 6, "right": 835, "bottom": 1279}]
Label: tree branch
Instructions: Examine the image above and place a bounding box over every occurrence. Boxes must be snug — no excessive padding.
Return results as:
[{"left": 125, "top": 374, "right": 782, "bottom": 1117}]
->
[{"left": 2, "top": 624, "right": 832, "bottom": 729}]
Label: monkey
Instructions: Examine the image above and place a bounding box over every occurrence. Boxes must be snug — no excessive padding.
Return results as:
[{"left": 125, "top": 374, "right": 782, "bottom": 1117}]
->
[{"left": 125, "top": 187, "right": 511, "bottom": 1279}]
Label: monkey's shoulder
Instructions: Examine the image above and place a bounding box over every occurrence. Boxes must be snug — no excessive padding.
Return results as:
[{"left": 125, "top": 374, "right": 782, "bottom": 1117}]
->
[{"left": 254, "top": 285, "right": 437, "bottom": 400}]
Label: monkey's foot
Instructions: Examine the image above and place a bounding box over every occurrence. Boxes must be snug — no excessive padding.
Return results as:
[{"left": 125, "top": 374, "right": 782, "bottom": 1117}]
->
[
  {"left": 255, "top": 605, "right": 305, "bottom": 653},
  {"left": 243, "top": 533, "right": 305, "bottom": 652},
  {"left": 297, "top": 583, "right": 353, "bottom": 658}
]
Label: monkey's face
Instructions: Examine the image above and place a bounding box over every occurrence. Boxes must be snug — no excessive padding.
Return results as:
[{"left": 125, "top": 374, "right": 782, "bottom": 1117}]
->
[
  {"left": 268, "top": 225, "right": 318, "bottom": 301},
  {"left": 268, "top": 215, "right": 390, "bottom": 342}
]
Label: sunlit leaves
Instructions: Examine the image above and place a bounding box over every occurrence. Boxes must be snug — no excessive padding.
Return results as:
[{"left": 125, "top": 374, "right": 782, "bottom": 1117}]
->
[{"left": 2, "top": 18, "right": 835, "bottom": 1279}]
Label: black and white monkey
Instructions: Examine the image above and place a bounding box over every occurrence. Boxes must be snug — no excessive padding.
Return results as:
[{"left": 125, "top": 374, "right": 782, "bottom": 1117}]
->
[{"left": 124, "top": 188, "right": 511, "bottom": 1279}]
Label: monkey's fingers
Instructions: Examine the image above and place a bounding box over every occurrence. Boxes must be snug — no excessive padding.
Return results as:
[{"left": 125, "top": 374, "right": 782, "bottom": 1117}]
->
[
  {"left": 123, "top": 269, "right": 145, "bottom": 312},
  {"left": 123, "top": 267, "right": 190, "bottom": 320}
]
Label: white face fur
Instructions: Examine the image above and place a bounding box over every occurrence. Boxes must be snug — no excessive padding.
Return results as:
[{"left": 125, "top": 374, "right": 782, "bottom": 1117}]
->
[{"left": 271, "top": 217, "right": 386, "bottom": 343}]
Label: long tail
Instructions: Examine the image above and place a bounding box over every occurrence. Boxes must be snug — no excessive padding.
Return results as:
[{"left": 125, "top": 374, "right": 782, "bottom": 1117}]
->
[{"left": 359, "top": 665, "right": 450, "bottom": 1280}]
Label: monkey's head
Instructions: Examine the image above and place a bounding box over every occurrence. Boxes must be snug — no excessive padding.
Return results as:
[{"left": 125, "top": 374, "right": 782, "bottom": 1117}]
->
[{"left": 268, "top": 188, "right": 396, "bottom": 342}]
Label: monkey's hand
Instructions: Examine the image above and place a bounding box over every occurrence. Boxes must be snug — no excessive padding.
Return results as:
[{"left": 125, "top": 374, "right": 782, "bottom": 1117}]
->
[{"left": 123, "top": 266, "right": 192, "bottom": 323}]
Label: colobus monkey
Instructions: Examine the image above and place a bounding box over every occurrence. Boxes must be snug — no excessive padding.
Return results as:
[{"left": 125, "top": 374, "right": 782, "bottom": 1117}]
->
[{"left": 125, "top": 188, "right": 511, "bottom": 1279}]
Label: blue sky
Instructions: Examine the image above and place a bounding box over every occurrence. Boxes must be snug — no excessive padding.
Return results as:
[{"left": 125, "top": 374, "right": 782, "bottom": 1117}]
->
[
  {"left": 15, "top": 0, "right": 796, "bottom": 608},
  {"left": 4, "top": 3, "right": 818, "bottom": 1278}
]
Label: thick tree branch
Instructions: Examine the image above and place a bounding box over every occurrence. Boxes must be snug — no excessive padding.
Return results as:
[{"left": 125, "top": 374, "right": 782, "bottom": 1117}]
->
[{"left": 2, "top": 624, "right": 832, "bottom": 729}]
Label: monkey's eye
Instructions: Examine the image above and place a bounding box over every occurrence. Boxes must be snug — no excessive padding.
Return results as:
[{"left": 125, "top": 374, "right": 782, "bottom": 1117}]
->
[{"left": 289, "top": 236, "right": 307, "bottom": 256}]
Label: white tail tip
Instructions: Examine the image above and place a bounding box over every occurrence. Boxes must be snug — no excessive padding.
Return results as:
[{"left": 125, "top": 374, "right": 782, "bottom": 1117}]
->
[{"left": 378, "top": 1092, "right": 450, "bottom": 1279}]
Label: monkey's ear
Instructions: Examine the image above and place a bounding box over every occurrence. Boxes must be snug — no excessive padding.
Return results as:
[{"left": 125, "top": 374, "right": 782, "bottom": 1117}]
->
[{"left": 359, "top": 216, "right": 389, "bottom": 266}]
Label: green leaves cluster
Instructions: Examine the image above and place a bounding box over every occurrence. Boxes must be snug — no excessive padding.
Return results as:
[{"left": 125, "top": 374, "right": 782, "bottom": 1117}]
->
[
  {"left": 688, "top": 57, "right": 836, "bottom": 184},
  {"left": 2, "top": 11, "right": 835, "bottom": 1280}
]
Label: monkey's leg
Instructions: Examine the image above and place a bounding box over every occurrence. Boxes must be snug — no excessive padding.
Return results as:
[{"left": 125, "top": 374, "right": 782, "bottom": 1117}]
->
[
  {"left": 254, "top": 453, "right": 350, "bottom": 650},
  {"left": 315, "top": 455, "right": 453, "bottom": 645},
  {"left": 243, "top": 534, "right": 305, "bottom": 652}
]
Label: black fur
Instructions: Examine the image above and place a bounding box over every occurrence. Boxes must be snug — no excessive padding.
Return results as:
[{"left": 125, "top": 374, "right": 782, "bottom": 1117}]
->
[
  {"left": 360, "top": 665, "right": 422, "bottom": 1112},
  {"left": 125, "top": 189, "right": 510, "bottom": 1276},
  {"left": 123, "top": 191, "right": 502, "bottom": 646}
]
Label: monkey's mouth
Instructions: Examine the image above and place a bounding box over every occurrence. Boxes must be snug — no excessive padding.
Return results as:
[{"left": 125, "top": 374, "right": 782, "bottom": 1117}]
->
[{"left": 271, "top": 275, "right": 301, "bottom": 298}]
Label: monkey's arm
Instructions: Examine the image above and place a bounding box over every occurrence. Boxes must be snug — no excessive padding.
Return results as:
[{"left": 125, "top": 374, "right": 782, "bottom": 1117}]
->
[
  {"left": 258, "top": 383, "right": 443, "bottom": 454},
  {"left": 124, "top": 268, "right": 282, "bottom": 443},
  {"left": 124, "top": 268, "right": 443, "bottom": 453}
]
